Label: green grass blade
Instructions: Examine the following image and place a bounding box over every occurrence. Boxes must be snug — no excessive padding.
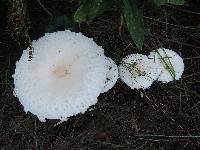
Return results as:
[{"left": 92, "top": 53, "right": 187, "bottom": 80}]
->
[
  {"left": 153, "top": 0, "right": 185, "bottom": 6},
  {"left": 155, "top": 49, "right": 176, "bottom": 80}
]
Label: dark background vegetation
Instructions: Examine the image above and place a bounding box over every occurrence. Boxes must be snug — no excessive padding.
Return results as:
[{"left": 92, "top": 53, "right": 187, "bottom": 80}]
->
[{"left": 0, "top": 0, "right": 200, "bottom": 149}]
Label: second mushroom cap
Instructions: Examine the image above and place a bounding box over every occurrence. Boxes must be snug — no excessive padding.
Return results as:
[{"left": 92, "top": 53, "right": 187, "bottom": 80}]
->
[{"left": 119, "top": 54, "right": 162, "bottom": 89}]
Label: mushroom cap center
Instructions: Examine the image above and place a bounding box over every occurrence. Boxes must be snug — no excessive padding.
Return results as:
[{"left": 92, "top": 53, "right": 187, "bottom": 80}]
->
[
  {"left": 133, "top": 65, "right": 146, "bottom": 76},
  {"left": 124, "top": 62, "right": 146, "bottom": 77},
  {"left": 52, "top": 64, "right": 71, "bottom": 79}
]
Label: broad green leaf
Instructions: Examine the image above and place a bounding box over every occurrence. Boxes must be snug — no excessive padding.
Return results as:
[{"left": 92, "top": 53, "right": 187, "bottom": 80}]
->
[
  {"left": 122, "top": 0, "right": 145, "bottom": 50},
  {"left": 153, "top": 0, "right": 185, "bottom": 6},
  {"left": 46, "top": 15, "right": 76, "bottom": 33},
  {"left": 74, "top": 0, "right": 110, "bottom": 24}
]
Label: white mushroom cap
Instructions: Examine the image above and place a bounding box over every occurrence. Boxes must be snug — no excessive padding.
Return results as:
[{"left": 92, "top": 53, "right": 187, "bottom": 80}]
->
[
  {"left": 119, "top": 54, "right": 162, "bottom": 89},
  {"left": 13, "top": 30, "right": 107, "bottom": 122},
  {"left": 101, "top": 57, "right": 118, "bottom": 93},
  {"left": 148, "top": 48, "right": 184, "bottom": 83}
]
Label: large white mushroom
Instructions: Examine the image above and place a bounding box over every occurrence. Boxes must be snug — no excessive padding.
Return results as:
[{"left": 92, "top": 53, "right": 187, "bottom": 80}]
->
[
  {"left": 13, "top": 30, "right": 108, "bottom": 122},
  {"left": 101, "top": 57, "right": 118, "bottom": 93},
  {"left": 148, "top": 48, "right": 184, "bottom": 83},
  {"left": 119, "top": 54, "right": 162, "bottom": 89}
]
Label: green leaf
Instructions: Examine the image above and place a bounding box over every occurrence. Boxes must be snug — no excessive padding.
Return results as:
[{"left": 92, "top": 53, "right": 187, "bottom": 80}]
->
[
  {"left": 122, "top": 0, "right": 145, "bottom": 50},
  {"left": 153, "top": 0, "right": 185, "bottom": 6},
  {"left": 46, "top": 15, "right": 76, "bottom": 33},
  {"left": 74, "top": 0, "right": 110, "bottom": 24}
]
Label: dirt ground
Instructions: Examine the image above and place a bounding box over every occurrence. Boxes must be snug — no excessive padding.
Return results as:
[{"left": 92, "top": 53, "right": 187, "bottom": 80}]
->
[{"left": 0, "top": 0, "right": 200, "bottom": 149}]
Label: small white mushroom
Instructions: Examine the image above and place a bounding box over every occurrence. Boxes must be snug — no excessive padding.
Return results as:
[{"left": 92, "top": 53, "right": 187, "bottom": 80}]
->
[
  {"left": 101, "top": 57, "right": 118, "bottom": 93},
  {"left": 148, "top": 48, "right": 184, "bottom": 83},
  {"left": 13, "top": 30, "right": 107, "bottom": 122},
  {"left": 119, "top": 54, "right": 162, "bottom": 89}
]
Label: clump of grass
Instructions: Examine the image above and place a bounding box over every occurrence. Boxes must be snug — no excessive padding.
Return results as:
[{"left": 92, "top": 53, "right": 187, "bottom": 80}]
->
[
  {"left": 7, "top": 0, "right": 31, "bottom": 47},
  {"left": 155, "top": 49, "right": 176, "bottom": 80}
]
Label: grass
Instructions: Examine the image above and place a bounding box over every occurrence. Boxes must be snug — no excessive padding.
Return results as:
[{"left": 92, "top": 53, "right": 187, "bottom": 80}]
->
[
  {"left": 154, "top": 48, "right": 176, "bottom": 80},
  {"left": 7, "top": 0, "right": 31, "bottom": 45},
  {"left": 0, "top": 0, "right": 200, "bottom": 149}
]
